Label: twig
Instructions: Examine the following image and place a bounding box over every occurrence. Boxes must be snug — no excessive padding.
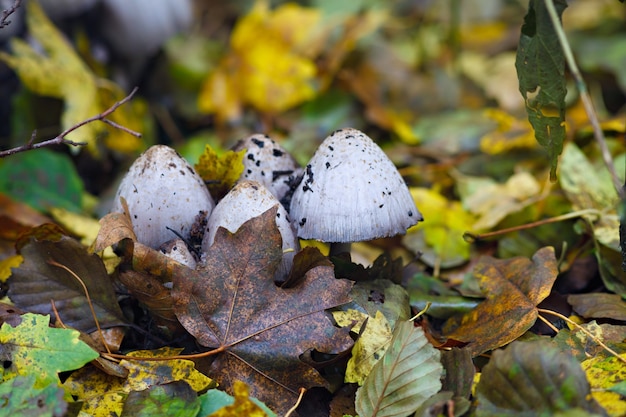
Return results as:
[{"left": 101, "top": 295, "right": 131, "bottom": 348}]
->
[
  {"left": 0, "top": 86, "right": 141, "bottom": 158},
  {"left": 0, "top": 0, "right": 21, "bottom": 28},
  {"left": 538, "top": 308, "right": 626, "bottom": 364},
  {"left": 545, "top": 0, "right": 624, "bottom": 199},
  {"left": 464, "top": 208, "right": 601, "bottom": 242},
  {"left": 48, "top": 259, "right": 112, "bottom": 355}
]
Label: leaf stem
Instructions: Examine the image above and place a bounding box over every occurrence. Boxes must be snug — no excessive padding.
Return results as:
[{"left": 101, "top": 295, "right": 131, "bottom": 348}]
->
[
  {"left": 537, "top": 308, "right": 626, "bottom": 364},
  {"left": 464, "top": 208, "right": 601, "bottom": 242},
  {"left": 544, "top": 0, "right": 624, "bottom": 198}
]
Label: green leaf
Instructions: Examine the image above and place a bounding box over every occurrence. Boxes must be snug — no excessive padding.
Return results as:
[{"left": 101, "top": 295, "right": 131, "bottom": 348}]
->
[
  {"left": 121, "top": 381, "right": 200, "bottom": 417},
  {"left": 515, "top": 0, "right": 568, "bottom": 181},
  {"left": 0, "top": 149, "right": 84, "bottom": 213},
  {"left": 475, "top": 340, "right": 607, "bottom": 417},
  {"left": 355, "top": 320, "right": 443, "bottom": 417},
  {"left": 0, "top": 313, "right": 99, "bottom": 387},
  {"left": 0, "top": 375, "right": 67, "bottom": 417},
  {"left": 197, "top": 387, "right": 276, "bottom": 417}
]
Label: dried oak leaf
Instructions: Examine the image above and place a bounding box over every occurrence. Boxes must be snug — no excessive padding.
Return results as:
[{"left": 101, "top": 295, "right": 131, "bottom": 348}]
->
[
  {"left": 172, "top": 207, "right": 354, "bottom": 415},
  {"left": 442, "top": 247, "right": 558, "bottom": 357}
]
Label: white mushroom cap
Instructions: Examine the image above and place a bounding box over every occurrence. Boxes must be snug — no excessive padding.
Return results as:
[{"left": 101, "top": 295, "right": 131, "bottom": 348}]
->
[
  {"left": 289, "top": 128, "right": 422, "bottom": 243},
  {"left": 159, "top": 238, "right": 197, "bottom": 269},
  {"left": 99, "top": 0, "right": 192, "bottom": 58},
  {"left": 202, "top": 180, "right": 299, "bottom": 281},
  {"left": 112, "top": 145, "right": 215, "bottom": 249},
  {"left": 233, "top": 134, "right": 302, "bottom": 203}
]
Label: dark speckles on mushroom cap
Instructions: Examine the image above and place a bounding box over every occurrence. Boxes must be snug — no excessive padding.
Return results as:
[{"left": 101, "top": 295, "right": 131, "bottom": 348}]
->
[
  {"left": 233, "top": 134, "right": 301, "bottom": 201},
  {"left": 111, "top": 145, "right": 215, "bottom": 249},
  {"left": 289, "top": 128, "right": 422, "bottom": 242}
]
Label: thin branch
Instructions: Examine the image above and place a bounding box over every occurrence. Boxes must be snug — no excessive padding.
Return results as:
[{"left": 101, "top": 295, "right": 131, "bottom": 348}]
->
[
  {"left": 545, "top": 0, "right": 624, "bottom": 199},
  {"left": 0, "top": 86, "right": 141, "bottom": 158},
  {"left": 0, "top": 0, "right": 21, "bottom": 29}
]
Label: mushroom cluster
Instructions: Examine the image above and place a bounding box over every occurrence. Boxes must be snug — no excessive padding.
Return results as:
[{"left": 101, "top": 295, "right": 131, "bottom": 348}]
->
[{"left": 112, "top": 128, "right": 420, "bottom": 276}]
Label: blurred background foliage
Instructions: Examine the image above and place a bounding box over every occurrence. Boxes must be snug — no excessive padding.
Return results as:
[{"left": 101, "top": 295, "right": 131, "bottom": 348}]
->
[{"left": 0, "top": 0, "right": 625, "bottom": 274}]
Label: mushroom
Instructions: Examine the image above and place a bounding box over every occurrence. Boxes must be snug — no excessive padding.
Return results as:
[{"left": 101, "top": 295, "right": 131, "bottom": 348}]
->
[
  {"left": 289, "top": 128, "right": 422, "bottom": 255},
  {"left": 201, "top": 180, "right": 300, "bottom": 282},
  {"left": 159, "top": 238, "right": 197, "bottom": 269},
  {"left": 112, "top": 144, "right": 215, "bottom": 249},
  {"left": 233, "top": 133, "right": 302, "bottom": 207}
]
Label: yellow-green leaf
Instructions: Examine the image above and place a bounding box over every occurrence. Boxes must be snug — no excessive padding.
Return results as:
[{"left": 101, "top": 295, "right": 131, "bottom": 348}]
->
[
  {"left": 195, "top": 145, "right": 246, "bottom": 198},
  {"left": 0, "top": 313, "right": 99, "bottom": 388}
]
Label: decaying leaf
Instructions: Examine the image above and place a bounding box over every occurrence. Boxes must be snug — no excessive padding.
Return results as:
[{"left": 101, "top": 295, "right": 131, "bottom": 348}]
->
[
  {"left": 172, "top": 207, "right": 354, "bottom": 414},
  {"left": 355, "top": 320, "right": 443, "bottom": 417},
  {"left": 515, "top": 0, "right": 568, "bottom": 180},
  {"left": 568, "top": 293, "right": 626, "bottom": 321},
  {"left": 121, "top": 380, "right": 200, "bottom": 417},
  {"left": 0, "top": 313, "right": 99, "bottom": 387},
  {"left": 582, "top": 354, "right": 626, "bottom": 417},
  {"left": 333, "top": 309, "right": 393, "bottom": 385},
  {"left": 207, "top": 380, "right": 269, "bottom": 417},
  {"left": 443, "top": 247, "right": 558, "bottom": 357},
  {"left": 455, "top": 171, "right": 542, "bottom": 231},
  {"left": 475, "top": 340, "right": 607, "bottom": 416},
  {"left": 560, "top": 142, "right": 620, "bottom": 250},
  {"left": 64, "top": 347, "right": 214, "bottom": 417},
  {"left": 0, "top": 375, "right": 67, "bottom": 417},
  {"left": 8, "top": 228, "right": 126, "bottom": 334}
]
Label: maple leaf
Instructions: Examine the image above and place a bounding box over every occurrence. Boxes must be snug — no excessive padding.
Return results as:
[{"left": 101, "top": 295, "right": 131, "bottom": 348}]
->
[
  {"left": 171, "top": 207, "right": 354, "bottom": 414},
  {"left": 442, "top": 247, "right": 558, "bottom": 357}
]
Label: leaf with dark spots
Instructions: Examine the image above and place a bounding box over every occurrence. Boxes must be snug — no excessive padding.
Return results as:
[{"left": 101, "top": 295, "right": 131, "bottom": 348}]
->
[
  {"left": 172, "top": 207, "right": 354, "bottom": 415},
  {"left": 442, "top": 247, "right": 558, "bottom": 357},
  {"left": 8, "top": 231, "right": 126, "bottom": 333}
]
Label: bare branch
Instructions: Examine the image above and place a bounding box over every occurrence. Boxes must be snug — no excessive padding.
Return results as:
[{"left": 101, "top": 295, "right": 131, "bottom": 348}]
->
[
  {"left": 0, "top": 87, "right": 142, "bottom": 158},
  {"left": 0, "top": 0, "right": 22, "bottom": 29}
]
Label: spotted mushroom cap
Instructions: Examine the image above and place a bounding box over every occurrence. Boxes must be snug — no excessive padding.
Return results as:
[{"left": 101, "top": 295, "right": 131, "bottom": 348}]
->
[
  {"left": 289, "top": 128, "right": 422, "bottom": 243},
  {"left": 202, "top": 180, "right": 299, "bottom": 281},
  {"left": 112, "top": 145, "right": 215, "bottom": 249},
  {"left": 233, "top": 134, "right": 302, "bottom": 203}
]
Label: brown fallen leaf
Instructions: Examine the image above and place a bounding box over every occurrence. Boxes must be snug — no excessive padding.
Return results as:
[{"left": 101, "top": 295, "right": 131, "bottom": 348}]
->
[
  {"left": 172, "top": 207, "right": 354, "bottom": 415},
  {"left": 442, "top": 246, "right": 558, "bottom": 357},
  {"left": 8, "top": 226, "right": 127, "bottom": 334}
]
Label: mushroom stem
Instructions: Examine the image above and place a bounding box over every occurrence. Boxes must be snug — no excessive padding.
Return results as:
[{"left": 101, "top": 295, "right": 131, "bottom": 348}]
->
[{"left": 329, "top": 242, "right": 352, "bottom": 257}]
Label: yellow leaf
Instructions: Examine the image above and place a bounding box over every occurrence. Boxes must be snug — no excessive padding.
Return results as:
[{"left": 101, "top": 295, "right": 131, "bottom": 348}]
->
[
  {"left": 0, "top": 255, "right": 22, "bottom": 282},
  {"left": 64, "top": 347, "right": 214, "bottom": 416},
  {"left": 403, "top": 187, "right": 477, "bottom": 268},
  {"left": 479, "top": 108, "right": 537, "bottom": 154},
  {"left": 209, "top": 380, "right": 268, "bottom": 417},
  {"left": 582, "top": 354, "right": 626, "bottom": 417},
  {"left": 457, "top": 171, "right": 541, "bottom": 230},
  {"left": 333, "top": 309, "right": 393, "bottom": 385},
  {"left": 198, "top": 0, "right": 321, "bottom": 120},
  {"left": 195, "top": 145, "right": 246, "bottom": 198}
]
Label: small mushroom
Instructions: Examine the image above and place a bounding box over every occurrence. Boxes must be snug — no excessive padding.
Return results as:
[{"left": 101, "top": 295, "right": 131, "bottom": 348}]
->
[
  {"left": 159, "top": 238, "right": 197, "bottom": 269},
  {"left": 202, "top": 180, "right": 300, "bottom": 282},
  {"left": 233, "top": 134, "right": 302, "bottom": 207},
  {"left": 112, "top": 145, "right": 215, "bottom": 249},
  {"left": 289, "top": 128, "right": 422, "bottom": 254}
]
